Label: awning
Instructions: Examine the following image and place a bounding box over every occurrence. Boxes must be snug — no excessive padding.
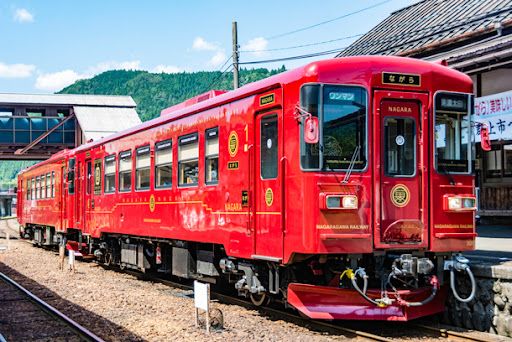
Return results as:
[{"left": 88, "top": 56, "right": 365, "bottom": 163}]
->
[{"left": 73, "top": 106, "right": 141, "bottom": 141}]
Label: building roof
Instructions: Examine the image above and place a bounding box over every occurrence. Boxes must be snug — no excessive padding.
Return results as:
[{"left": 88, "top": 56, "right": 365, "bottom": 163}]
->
[
  {"left": 73, "top": 106, "right": 141, "bottom": 141},
  {"left": 0, "top": 93, "right": 136, "bottom": 107},
  {"left": 338, "top": 0, "right": 512, "bottom": 58}
]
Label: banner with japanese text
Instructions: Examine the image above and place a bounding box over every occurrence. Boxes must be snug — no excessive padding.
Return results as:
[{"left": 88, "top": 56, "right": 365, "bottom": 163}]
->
[{"left": 473, "top": 89, "right": 512, "bottom": 142}]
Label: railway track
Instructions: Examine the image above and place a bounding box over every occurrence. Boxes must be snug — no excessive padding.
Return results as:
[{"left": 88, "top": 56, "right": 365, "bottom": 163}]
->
[
  {"left": 124, "top": 269, "right": 496, "bottom": 342},
  {"left": 0, "top": 271, "right": 103, "bottom": 342}
]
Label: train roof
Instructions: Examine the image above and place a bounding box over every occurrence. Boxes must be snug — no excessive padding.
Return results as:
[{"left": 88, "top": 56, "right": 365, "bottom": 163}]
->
[
  {"left": 18, "top": 149, "right": 72, "bottom": 176},
  {"left": 72, "top": 56, "right": 471, "bottom": 153}
]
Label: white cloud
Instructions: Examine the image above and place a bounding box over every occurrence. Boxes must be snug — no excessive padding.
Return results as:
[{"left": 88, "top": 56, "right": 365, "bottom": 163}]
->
[
  {"left": 13, "top": 8, "right": 34, "bottom": 23},
  {"left": 208, "top": 51, "right": 227, "bottom": 68},
  {"left": 153, "top": 64, "right": 182, "bottom": 73},
  {"left": 241, "top": 37, "right": 268, "bottom": 56},
  {"left": 192, "top": 37, "right": 219, "bottom": 51},
  {"left": 0, "top": 62, "right": 35, "bottom": 78},
  {"left": 35, "top": 70, "right": 87, "bottom": 91}
]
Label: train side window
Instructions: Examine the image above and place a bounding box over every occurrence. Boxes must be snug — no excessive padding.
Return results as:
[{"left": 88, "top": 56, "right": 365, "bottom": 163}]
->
[
  {"left": 104, "top": 155, "right": 116, "bottom": 193},
  {"left": 94, "top": 159, "right": 102, "bottom": 195},
  {"left": 119, "top": 150, "right": 132, "bottom": 192},
  {"left": 46, "top": 173, "right": 51, "bottom": 198},
  {"left": 178, "top": 133, "right": 199, "bottom": 186},
  {"left": 36, "top": 176, "right": 40, "bottom": 199},
  {"left": 155, "top": 140, "right": 172, "bottom": 189},
  {"left": 68, "top": 158, "right": 75, "bottom": 194},
  {"left": 136, "top": 146, "right": 151, "bottom": 190},
  {"left": 26, "top": 179, "right": 30, "bottom": 200},
  {"left": 261, "top": 115, "right": 278, "bottom": 179},
  {"left": 51, "top": 171, "right": 55, "bottom": 198},
  {"left": 31, "top": 178, "right": 35, "bottom": 200},
  {"left": 205, "top": 127, "right": 219, "bottom": 185}
]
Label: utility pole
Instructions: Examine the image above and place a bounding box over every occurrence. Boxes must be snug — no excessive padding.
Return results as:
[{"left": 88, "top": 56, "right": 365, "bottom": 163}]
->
[{"left": 232, "top": 21, "right": 239, "bottom": 89}]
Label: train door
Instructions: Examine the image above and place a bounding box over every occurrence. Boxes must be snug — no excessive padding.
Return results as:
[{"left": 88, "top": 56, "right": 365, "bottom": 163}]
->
[
  {"left": 75, "top": 160, "right": 83, "bottom": 228},
  {"left": 82, "top": 160, "right": 92, "bottom": 232},
  {"left": 254, "top": 112, "right": 283, "bottom": 261},
  {"left": 374, "top": 91, "right": 429, "bottom": 248},
  {"left": 60, "top": 165, "right": 66, "bottom": 230}
]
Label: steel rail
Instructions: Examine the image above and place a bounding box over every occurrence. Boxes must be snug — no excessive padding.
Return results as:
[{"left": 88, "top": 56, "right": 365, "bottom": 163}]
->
[
  {"left": 409, "top": 324, "right": 495, "bottom": 342},
  {"left": 0, "top": 271, "right": 104, "bottom": 342},
  {"left": 128, "top": 270, "right": 496, "bottom": 342},
  {"left": 118, "top": 270, "right": 392, "bottom": 341}
]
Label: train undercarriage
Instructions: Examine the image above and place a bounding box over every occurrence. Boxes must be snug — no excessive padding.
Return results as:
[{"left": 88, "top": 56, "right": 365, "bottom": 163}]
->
[{"left": 20, "top": 224, "right": 476, "bottom": 321}]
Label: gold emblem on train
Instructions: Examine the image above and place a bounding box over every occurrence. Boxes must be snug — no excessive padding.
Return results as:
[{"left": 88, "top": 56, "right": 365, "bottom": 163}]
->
[
  {"left": 265, "top": 188, "right": 274, "bottom": 207},
  {"left": 390, "top": 184, "right": 410, "bottom": 207},
  {"left": 149, "top": 194, "right": 156, "bottom": 212},
  {"left": 228, "top": 131, "right": 239, "bottom": 157}
]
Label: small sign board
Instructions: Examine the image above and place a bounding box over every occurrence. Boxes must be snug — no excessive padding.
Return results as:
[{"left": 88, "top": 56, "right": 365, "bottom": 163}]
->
[{"left": 194, "top": 280, "right": 210, "bottom": 333}]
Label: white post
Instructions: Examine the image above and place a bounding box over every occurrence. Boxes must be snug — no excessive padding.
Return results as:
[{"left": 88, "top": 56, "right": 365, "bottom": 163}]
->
[{"left": 194, "top": 280, "right": 210, "bottom": 334}]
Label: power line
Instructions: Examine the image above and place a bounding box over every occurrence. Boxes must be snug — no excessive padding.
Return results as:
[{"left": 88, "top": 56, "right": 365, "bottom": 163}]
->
[
  {"left": 265, "top": 0, "right": 392, "bottom": 40},
  {"left": 239, "top": 47, "right": 346, "bottom": 65},
  {"left": 206, "top": 64, "right": 233, "bottom": 90},
  {"left": 239, "top": 33, "right": 363, "bottom": 53}
]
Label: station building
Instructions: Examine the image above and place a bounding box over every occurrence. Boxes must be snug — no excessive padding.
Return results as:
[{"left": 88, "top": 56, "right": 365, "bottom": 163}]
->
[
  {"left": 338, "top": 0, "right": 512, "bottom": 219},
  {"left": 0, "top": 93, "right": 141, "bottom": 216}
]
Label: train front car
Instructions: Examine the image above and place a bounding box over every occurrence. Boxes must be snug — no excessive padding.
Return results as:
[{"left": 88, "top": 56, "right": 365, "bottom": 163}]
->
[{"left": 284, "top": 57, "right": 476, "bottom": 320}]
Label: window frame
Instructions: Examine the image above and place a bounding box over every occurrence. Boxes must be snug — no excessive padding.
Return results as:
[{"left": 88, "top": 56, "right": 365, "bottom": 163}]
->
[
  {"left": 51, "top": 171, "right": 55, "bottom": 198},
  {"left": 135, "top": 145, "right": 151, "bottom": 191},
  {"left": 178, "top": 132, "right": 199, "bottom": 187},
  {"left": 118, "top": 150, "right": 133, "bottom": 192},
  {"left": 104, "top": 154, "right": 116, "bottom": 194},
  {"left": 205, "top": 127, "right": 219, "bottom": 185},
  {"left": 433, "top": 90, "right": 473, "bottom": 175},
  {"left": 155, "top": 140, "right": 173, "bottom": 189},
  {"left": 45, "top": 173, "right": 51, "bottom": 198},
  {"left": 299, "top": 83, "right": 369, "bottom": 172},
  {"left": 383, "top": 116, "right": 417, "bottom": 178},
  {"left": 260, "top": 115, "right": 279, "bottom": 180}
]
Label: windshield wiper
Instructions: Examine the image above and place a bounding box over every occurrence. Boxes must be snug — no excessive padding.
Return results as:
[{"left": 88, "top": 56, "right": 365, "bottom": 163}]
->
[{"left": 341, "top": 145, "right": 361, "bottom": 184}]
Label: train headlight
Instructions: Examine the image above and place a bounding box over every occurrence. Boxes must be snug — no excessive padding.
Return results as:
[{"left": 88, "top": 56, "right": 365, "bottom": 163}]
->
[
  {"left": 342, "top": 195, "right": 358, "bottom": 209},
  {"left": 444, "top": 195, "right": 476, "bottom": 212},
  {"left": 324, "top": 194, "right": 358, "bottom": 210}
]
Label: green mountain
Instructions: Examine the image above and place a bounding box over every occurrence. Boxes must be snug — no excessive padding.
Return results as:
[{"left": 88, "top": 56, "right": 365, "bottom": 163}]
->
[
  {"left": 0, "top": 67, "right": 286, "bottom": 188},
  {"left": 59, "top": 67, "right": 286, "bottom": 121}
]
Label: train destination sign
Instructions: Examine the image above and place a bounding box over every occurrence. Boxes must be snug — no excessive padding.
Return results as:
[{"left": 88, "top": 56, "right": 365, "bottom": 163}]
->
[{"left": 382, "top": 72, "right": 420, "bottom": 87}]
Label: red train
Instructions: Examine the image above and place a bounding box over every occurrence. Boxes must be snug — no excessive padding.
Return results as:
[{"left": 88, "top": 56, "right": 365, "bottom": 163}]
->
[{"left": 18, "top": 56, "right": 479, "bottom": 321}]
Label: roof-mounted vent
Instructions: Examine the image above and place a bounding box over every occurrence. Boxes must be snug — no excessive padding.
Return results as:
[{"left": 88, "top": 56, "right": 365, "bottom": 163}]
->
[{"left": 160, "top": 90, "right": 228, "bottom": 116}]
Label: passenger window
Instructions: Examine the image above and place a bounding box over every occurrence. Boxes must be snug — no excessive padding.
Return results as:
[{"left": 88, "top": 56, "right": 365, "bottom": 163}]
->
[
  {"left": 119, "top": 150, "right": 132, "bottom": 192},
  {"left": 205, "top": 128, "right": 219, "bottom": 185},
  {"left": 178, "top": 133, "right": 199, "bottom": 186},
  {"left": 261, "top": 116, "right": 278, "bottom": 179},
  {"left": 384, "top": 118, "right": 415, "bottom": 177},
  {"left": 94, "top": 159, "right": 102, "bottom": 195},
  {"left": 136, "top": 146, "right": 151, "bottom": 190},
  {"left": 31, "top": 178, "right": 35, "bottom": 200},
  {"left": 51, "top": 171, "right": 55, "bottom": 198},
  {"left": 68, "top": 158, "right": 75, "bottom": 194},
  {"left": 36, "top": 176, "right": 40, "bottom": 199},
  {"left": 155, "top": 140, "right": 172, "bottom": 188},
  {"left": 26, "top": 179, "right": 30, "bottom": 200},
  {"left": 104, "top": 155, "right": 116, "bottom": 193},
  {"left": 46, "top": 173, "right": 51, "bottom": 198}
]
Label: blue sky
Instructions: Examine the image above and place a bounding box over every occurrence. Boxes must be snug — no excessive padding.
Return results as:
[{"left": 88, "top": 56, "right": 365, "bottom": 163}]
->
[{"left": 0, "top": 0, "right": 414, "bottom": 93}]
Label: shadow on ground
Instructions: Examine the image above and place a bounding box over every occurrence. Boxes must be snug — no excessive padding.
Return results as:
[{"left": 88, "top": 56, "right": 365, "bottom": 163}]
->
[{"left": 0, "top": 263, "right": 144, "bottom": 342}]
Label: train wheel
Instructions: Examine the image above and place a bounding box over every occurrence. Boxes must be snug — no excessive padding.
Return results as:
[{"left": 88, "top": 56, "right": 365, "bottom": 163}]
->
[{"left": 250, "top": 292, "right": 269, "bottom": 306}]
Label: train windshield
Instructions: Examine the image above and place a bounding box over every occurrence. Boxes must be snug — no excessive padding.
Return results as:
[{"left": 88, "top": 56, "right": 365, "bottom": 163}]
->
[
  {"left": 434, "top": 92, "right": 472, "bottom": 173},
  {"left": 300, "top": 85, "right": 367, "bottom": 171}
]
